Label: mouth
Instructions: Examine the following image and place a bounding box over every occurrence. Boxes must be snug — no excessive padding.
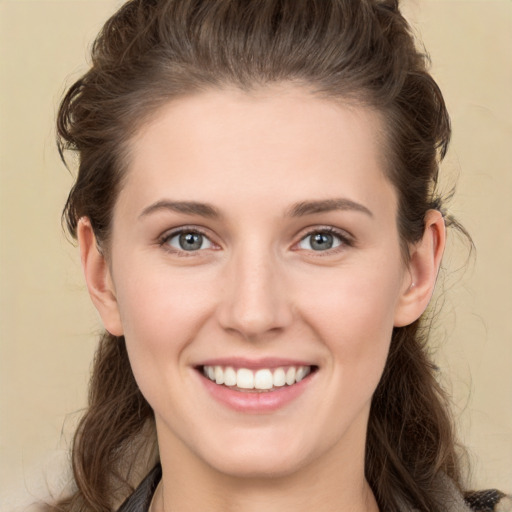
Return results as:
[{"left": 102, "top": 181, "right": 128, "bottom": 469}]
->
[{"left": 197, "top": 364, "right": 318, "bottom": 392}]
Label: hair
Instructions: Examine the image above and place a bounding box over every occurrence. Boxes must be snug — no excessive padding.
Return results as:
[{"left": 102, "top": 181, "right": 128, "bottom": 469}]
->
[{"left": 55, "top": 1, "right": 467, "bottom": 510}]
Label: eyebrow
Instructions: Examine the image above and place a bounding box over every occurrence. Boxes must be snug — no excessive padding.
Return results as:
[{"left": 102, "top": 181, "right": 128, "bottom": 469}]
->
[
  {"left": 287, "top": 198, "right": 373, "bottom": 218},
  {"left": 138, "top": 197, "right": 373, "bottom": 220},
  {"left": 139, "top": 200, "right": 221, "bottom": 219}
]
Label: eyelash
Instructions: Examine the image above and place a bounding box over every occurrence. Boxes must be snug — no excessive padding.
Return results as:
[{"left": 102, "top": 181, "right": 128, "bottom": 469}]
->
[
  {"left": 295, "top": 226, "right": 354, "bottom": 255},
  {"left": 158, "top": 226, "right": 216, "bottom": 256},
  {"left": 158, "top": 226, "right": 354, "bottom": 256}
]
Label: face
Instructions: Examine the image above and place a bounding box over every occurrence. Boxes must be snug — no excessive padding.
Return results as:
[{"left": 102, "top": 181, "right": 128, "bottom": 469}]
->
[{"left": 93, "top": 86, "right": 422, "bottom": 479}]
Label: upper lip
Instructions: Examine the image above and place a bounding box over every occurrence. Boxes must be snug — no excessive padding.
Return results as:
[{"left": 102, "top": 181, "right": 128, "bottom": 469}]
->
[{"left": 195, "top": 357, "right": 317, "bottom": 370}]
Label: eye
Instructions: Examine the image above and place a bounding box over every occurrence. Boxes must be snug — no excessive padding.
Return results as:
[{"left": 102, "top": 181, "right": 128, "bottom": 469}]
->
[
  {"left": 297, "top": 230, "right": 345, "bottom": 251},
  {"left": 164, "top": 230, "right": 213, "bottom": 252}
]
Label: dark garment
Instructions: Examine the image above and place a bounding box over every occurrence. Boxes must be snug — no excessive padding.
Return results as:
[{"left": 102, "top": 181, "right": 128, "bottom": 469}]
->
[
  {"left": 116, "top": 464, "right": 510, "bottom": 512},
  {"left": 116, "top": 465, "right": 161, "bottom": 512},
  {"left": 464, "top": 489, "right": 512, "bottom": 512}
]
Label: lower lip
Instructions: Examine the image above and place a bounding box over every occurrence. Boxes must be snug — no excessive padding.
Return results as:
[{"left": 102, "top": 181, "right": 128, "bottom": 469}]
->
[{"left": 197, "top": 370, "right": 315, "bottom": 413}]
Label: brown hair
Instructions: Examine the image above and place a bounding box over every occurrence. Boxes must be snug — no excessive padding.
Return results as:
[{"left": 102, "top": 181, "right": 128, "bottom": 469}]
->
[{"left": 56, "top": 1, "right": 466, "bottom": 510}]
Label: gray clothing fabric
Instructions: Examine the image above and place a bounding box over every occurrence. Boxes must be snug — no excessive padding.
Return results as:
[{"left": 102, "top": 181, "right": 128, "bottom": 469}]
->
[{"left": 395, "top": 473, "right": 472, "bottom": 512}]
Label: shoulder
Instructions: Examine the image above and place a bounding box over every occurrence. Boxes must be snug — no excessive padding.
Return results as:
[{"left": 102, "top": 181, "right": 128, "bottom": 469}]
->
[
  {"left": 464, "top": 490, "right": 512, "bottom": 512},
  {"left": 398, "top": 474, "right": 512, "bottom": 512}
]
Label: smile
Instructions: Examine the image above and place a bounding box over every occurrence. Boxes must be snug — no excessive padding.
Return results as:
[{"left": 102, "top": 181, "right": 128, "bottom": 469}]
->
[{"left": 202, "top": 365, "right": 314, "bottom": 392}]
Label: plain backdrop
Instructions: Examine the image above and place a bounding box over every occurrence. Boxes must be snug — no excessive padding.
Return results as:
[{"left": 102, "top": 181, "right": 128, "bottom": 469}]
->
[{"left": 1, "top": 0, "right": 511, "bottom": 509}]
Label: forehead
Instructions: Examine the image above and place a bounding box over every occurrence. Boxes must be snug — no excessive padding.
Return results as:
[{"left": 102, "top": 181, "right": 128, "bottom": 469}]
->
[{"left": 120, "top": 85, "right": 395, "bottom": 218}]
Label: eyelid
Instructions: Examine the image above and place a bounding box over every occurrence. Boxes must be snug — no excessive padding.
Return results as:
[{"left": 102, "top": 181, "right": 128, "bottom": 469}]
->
[
  {"left": 158, "top": 225, "right": 219, "bottom": 254},
  {"left": 156, "top": 224, "right": 353, "bottom": 255},
  {"left": 293, "top": 226, "right": 354, "bottom": 252}
]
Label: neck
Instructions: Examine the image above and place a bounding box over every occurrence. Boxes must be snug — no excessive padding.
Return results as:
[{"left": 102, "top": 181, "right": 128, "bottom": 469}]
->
[
  {"left": 153, "top": 477, "right": 378, "bottom": 512},
  {"left": 154, "top": 423, "right": 379, "bottom": 512}
]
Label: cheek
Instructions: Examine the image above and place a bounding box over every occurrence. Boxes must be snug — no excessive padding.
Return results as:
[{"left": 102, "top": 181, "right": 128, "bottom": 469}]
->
[
  {"left": 302, "top": 265, "right": 401, "bottom": 333},
  {"left": 297, "top": 262, "right": 402, "bottom": 378},
  {"left": 112, "top": 263, "right": 217, "bottom": 384},
  {"left": 115, "top": 255, "right": 212, "bottom": 332}
]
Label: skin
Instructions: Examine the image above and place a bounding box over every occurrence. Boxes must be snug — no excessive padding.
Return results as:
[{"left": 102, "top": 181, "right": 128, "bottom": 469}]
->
[{"left": 78, "top": 85, "right": 445, "bottom": 512}]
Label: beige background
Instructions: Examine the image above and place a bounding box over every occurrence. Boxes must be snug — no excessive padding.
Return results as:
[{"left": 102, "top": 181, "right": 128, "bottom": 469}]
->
[{"left": 1, "top": 0, "right": 511, "bottom": 508}]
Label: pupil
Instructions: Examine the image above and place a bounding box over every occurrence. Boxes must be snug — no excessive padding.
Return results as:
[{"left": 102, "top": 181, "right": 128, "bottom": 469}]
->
[
  {"left": 180, "top": 232, "right": 202, "bottom": 251},
  {"left": 311, "top": 233, "right": 333, "bottom": 251}
]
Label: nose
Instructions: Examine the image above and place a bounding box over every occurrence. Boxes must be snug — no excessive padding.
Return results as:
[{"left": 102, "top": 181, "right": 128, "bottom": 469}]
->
[{"left": 216, "top": 245, "right": 293, "bottom": 341}]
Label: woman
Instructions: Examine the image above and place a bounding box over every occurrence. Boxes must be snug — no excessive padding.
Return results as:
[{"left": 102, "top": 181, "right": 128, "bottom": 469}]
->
[{"left": 51, "top": 0, "right": 509, "bottom": 511}]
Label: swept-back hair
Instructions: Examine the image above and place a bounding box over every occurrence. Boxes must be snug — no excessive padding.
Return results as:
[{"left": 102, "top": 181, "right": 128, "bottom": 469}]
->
[{"left": 55, "top": 1, "right": 465, "bottom": 510}]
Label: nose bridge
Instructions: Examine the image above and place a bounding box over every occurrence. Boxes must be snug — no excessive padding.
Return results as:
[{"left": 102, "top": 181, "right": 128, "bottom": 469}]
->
[{"left": 217, "top": 238, "right": 291, "bottom": 338}]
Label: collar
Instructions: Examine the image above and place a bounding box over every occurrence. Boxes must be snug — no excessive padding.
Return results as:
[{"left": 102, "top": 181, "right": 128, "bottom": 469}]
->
[{"left": 116, "top": 464, "right": 162, "bottom": 512}]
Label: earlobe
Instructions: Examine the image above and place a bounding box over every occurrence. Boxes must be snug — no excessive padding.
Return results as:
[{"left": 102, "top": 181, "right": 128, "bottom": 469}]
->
[
  {"left": 394, "top": 210, "right": 446, "bottom": 327},
  {"left": 77, "top": 218, "right": 124, "bottom": 336}
]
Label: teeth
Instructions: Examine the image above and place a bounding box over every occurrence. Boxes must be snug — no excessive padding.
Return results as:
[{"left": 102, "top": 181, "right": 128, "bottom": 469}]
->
[
  {"left": 214, "top": 366, "right": 224, "bottom": 385},
  {"left": 273, "top": 367, "right": 286, "bottom": 387},
  {"left": 202, "top": 365, "right": 312, "bottom": 390},
  {"left": 237, "top": 368, "right": 254, "bottom": 389},
  {"left": 285, "top": 367, "right": 296, "bottom": 385},
  {"left": 254, "top": 369, "right": 273, "bottom": 390},
  {"left": 296, "top": 366, "right": 307, "bottom": 382},
  {"left": 223, "top": 366, "right": 237, "bottom": 386}
]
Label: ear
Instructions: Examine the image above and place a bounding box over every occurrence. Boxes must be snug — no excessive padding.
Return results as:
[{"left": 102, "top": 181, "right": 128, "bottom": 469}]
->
[
  {"left": 394, "top": 210, "right": 446, "bottom": 327},
  {"left": 77, "top": 217, "right": 124, "bottom": 336}
]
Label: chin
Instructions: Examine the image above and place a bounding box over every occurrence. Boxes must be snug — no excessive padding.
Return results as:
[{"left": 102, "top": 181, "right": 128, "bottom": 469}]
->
[
  {"left": 189, "top": 427, "right": 324, "bottom": 480},
  {"left": 206, "top": 450, "right": 311, "bottom": 480}
]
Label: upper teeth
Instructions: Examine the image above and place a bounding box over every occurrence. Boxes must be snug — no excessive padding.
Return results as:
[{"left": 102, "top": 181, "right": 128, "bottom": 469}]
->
[{"left": 203, "top": 365, "right": 312, "bottom": 390}]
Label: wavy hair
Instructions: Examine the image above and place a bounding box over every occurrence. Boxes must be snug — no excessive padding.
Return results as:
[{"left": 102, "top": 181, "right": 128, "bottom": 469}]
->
[{"left": 54, "top": 1, "right": 467, "bottom": 510}]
